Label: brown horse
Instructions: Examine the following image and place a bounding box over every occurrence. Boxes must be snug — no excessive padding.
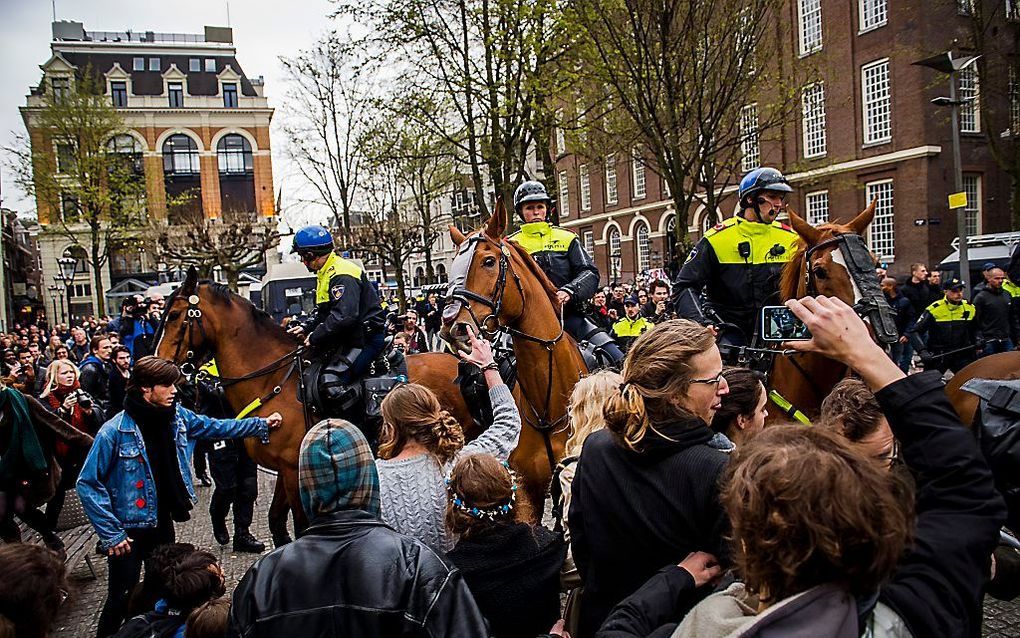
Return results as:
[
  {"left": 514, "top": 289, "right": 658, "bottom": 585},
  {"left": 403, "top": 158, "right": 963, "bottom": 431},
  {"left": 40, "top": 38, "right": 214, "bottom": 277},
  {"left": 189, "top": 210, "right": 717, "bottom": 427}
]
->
[
  {"left": 945, "top": 351, "right": 1020, "bottom": 427},
  {"left": 441, "top": 199, "right": 587, "bottom": 512},
  {"left": 771, "top": 202, "right": 879, "bottom": 418},
  {"left": 155, "top": 268, "right": 471, "bottom": 544}
]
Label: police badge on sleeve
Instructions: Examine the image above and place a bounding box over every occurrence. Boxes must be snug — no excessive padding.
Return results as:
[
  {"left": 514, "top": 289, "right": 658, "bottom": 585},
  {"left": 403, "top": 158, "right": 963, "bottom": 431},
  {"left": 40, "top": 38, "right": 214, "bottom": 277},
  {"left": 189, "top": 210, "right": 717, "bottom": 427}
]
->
[{"left": 331, "top": 284, "right": 346, "bottom": 301}]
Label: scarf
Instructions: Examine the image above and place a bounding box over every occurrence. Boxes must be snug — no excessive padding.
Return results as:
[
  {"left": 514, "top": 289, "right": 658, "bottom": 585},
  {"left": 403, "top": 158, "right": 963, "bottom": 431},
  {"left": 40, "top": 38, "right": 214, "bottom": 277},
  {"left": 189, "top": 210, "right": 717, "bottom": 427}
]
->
[
  {"left": 0, "top": 387, "right": 48, "bottom": 483},
  {"left": 124, "top": 389, "right": 193, "bottom": 522},
  {"left": 49, "top": 381, "right": 89, "bottom": 457},
  {"left": 298, "top": 419, "right": 381, "bottom": 519}
]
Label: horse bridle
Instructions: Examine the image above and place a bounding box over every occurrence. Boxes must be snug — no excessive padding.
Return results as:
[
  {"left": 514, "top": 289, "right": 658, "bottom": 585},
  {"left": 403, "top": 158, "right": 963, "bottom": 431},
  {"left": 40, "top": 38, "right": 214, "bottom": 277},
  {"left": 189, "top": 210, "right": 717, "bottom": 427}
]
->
[
  {"left": 446, "top": 233, "right": 571, "bottom": 472},
  {"left": 803, "top": 232, "right": 899, "bottom": 344}
]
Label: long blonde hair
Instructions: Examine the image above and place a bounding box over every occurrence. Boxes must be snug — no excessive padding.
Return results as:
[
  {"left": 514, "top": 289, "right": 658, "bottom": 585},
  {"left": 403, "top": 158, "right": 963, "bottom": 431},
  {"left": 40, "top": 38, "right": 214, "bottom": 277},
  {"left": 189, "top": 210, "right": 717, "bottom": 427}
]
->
[
  {"left": 39, "top": 359, "right": 80, "bottom": 399},
  {"left": 378, "top": 383, "right": 465, "bottom": 464},
  {"left": 564, "top": 370, "right": 623, "bottom": 457},
  {"left": 603, "top": 319, "right": 715, "bottom": 451}
]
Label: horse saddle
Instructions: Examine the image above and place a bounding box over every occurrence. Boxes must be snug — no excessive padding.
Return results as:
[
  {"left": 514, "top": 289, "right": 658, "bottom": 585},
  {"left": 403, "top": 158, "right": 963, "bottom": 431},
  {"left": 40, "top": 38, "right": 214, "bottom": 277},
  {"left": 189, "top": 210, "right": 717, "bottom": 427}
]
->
[
  {"left": 301, "top": 347, "right": 405, "bottom": 418},
  {"left": 572, "top": 317, "right": 620, "bottom": 370}
]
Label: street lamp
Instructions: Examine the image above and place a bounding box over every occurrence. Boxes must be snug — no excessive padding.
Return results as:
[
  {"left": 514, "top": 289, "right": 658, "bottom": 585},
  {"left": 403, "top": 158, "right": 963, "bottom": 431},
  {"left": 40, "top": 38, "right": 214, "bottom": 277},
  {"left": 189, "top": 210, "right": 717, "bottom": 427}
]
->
[
  {"left": 46, "top": 285, "right": 59, "bottom": 328},
  {"left": 56, "top": 249, "right": 78, "bottom": 324},
  {"left": 913, "top": 51, "right": 981, "bottom": 294}
]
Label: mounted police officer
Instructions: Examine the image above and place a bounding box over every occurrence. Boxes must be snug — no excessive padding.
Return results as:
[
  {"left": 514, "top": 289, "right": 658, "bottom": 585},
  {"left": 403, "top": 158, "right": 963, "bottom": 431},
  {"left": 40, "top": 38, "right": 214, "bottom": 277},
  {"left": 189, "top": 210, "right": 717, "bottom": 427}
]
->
[
  {"left": 672, "top": 166, "right": 800, "bottom": 354},
  {"left": 286, "top": 225, "right": 387, "bottom": 398},
  {"left": 508, "top": 180, "right": 624, "bottom": 365},
  {"left": 908, "top": 277, "right": 979, "bottom": 374}
]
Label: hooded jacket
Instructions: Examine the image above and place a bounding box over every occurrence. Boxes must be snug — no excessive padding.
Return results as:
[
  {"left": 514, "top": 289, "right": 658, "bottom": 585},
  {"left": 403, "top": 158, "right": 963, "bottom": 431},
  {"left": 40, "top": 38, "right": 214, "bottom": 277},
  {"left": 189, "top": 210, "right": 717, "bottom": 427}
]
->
[{"left": 228, "top": 419, "right": 489, "bottom": 638}]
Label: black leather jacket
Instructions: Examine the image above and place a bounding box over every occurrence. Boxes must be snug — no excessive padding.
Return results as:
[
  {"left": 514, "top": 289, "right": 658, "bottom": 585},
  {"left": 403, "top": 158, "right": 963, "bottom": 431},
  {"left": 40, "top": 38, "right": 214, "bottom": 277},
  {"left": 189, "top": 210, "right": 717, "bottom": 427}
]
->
[{"left": 227, "top": 510, "right": 489, "bottom": 638}]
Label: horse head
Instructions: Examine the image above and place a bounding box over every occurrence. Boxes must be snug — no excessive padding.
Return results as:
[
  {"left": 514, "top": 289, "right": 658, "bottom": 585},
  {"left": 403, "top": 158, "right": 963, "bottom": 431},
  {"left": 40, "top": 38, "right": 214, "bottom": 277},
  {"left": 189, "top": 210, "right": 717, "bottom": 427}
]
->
[
  {"left": 440, "top": 199, "right": 529, "bottom": 351},
  {"left": 154, "top": 267, "right": 225, "bottom": 374},
  {"left": 781, "top": 200, "right": 878, "bottom": 307}
]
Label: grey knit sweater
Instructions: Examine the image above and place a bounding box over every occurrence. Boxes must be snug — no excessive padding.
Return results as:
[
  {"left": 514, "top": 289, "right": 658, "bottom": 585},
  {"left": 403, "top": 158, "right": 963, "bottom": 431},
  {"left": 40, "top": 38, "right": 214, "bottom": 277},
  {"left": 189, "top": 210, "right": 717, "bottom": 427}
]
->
[{"left": 376, "top": 383, "right": 521, "bottom": 552}]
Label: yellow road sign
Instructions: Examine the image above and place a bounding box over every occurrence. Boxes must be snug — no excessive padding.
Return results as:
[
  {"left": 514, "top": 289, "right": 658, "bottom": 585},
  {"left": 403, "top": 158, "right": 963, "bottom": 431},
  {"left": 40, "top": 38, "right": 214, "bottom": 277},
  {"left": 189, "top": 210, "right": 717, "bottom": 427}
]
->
[{"left": 948, "top": 192, "right": 967, "bottom": 209}]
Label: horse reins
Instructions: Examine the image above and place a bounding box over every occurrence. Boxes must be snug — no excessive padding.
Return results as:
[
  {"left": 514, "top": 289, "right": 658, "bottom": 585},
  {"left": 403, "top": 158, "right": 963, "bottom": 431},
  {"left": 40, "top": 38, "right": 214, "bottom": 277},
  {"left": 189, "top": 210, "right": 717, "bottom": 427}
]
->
[{"left": 447, "top": 233, "right": 574, "bottom": 473}]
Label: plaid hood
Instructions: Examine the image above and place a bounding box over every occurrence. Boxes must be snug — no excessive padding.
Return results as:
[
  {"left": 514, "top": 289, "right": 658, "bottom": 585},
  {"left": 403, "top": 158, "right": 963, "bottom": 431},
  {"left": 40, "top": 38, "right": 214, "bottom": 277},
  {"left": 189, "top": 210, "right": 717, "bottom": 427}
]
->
[{"left": 298, "top": 419, "right": 381, "bottom": 519}]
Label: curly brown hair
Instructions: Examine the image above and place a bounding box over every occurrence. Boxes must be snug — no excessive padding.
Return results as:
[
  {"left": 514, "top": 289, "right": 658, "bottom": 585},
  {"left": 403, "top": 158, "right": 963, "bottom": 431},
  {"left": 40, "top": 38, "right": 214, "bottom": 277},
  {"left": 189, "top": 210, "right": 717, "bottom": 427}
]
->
[
  {"left": 446, "top": 453, "right": 533, "bottom": 539},
  {"left": 820, "top": 378, "right": 885, "bottom": 443},
  {"left": 603, "top": 320, "right": 715, "bottom": 451},
  {"left": 378, "top": 383, "right": 465, "bottom": 464},
  {"left": 724, "top": 425, "right": 914, "bottom": 604}
]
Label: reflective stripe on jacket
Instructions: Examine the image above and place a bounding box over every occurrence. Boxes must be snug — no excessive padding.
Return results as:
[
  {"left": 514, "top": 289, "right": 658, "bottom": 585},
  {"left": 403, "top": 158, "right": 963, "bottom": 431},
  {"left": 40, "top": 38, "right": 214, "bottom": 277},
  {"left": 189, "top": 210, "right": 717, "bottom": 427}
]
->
[
  {"left": 304, "top": 251, "right": 386, "bottom": 349},
  {"left": 509, "top": 222, "right": 600, "bottom": 307},
  {"left": 908, "top": 297, "right": 977, "bottom": 352}
]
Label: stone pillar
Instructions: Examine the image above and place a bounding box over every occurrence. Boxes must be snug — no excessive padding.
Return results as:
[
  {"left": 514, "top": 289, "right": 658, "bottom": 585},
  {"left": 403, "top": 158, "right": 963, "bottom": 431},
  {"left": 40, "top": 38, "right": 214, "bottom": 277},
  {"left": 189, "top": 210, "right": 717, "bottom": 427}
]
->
[
  {"left": 199, "top": 153, "right": 221, "bottom": 219},
  {"left": 253, "top": 153, "right": 275, "bottom": 217},
  {"left": 144, "top": 154, "right": 167, "bottom": 220}
]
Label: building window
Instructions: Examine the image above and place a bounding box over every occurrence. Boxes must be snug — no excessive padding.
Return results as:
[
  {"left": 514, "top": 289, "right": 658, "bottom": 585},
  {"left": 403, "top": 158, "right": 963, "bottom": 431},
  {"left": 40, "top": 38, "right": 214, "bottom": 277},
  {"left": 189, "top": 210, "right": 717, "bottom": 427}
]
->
[
  {"left": 799, "top": 0, "right": 823, "bottom": 55},
  {"left": 635, "top": 222, "right": 651, "bottom": 273},
  {"left": 555, "top": 122, "right": 566, "bottom": 156},
  {"left": 168, "top": 82, "right": 184, "bottom": 108},
  {"left": 865, "top": 180, "right": 895, "bottom": 262},
  {"left": 859, "top": 0, "right": 887, "bottom": 31},
  {"left": 111, "top": 81, "right": 127, "bottom": 107},
  {"left": 223, "top": 82, "right": 238, "bottom": 108},
  {"left": 958, "top": 0, "right": 974, "bottom": 15},
  {"left": 805, "top": 190, "right": 829, "bottom": 226},
  {"left": 148, "top": 57, "right": 161, "bottom": 71},
  {"left": 632, "top": 149, "right": 647, "bottom": 199},
  {"left": 107, "top": 134, "right": 144, "bottom": 175},
  {"left": 605, "top": 155, "right": 618, "bottom": 204},
  {"left": 608, "top": 227, "right": 622, "bottom": 282},
  {"left": 579, "top": 164, "right": 591, "bottom": 211},
  {"left": 189, "top": 58, "right": 201, "bottom": 72},
  {"left": 59, "top": 193, "right": 78, "bottom": 221},
  {"left": 217, "top": 134, "right": 253, "bottom": 174},
  {"left": 558, "top": 170, "right": 570, "bottom": 217},
  {"left": 960, "top": 67, "right": 980, "bottom": 133},
  {"left": 963, "top": 174, "right": 982, "bottom": 236},
  {"left": 582, "top": 230, "right": 594, "bottom": 257},
  {"left": 162, "top": 134, "right": 200, "bottom": 175},
  {"left": 1011, "top": 68, "right": 1020, "bottom": 133},
  {"left": 55, "top": 143, "right": 76, "bottom": 174},
  {"left": 862, "top": 59, "right": 891, "bottom": 144},
  {"left": 740, "top": 103, "right": 760, "bottom": 172},
  {"left": 802, "top": 83, "right": 827, "bottom": 158},
  {"left": 1010, "top": 0, "right": 1020, "bottom": 21},
  {"left": 132, "top": 57, "right": 145, "bottom": 71},
  {"left": 205, "top": 58, "right": 216, "bottom": 72},
  {"left": 50, "top": 77, "right": 70, "bottom": 103}
]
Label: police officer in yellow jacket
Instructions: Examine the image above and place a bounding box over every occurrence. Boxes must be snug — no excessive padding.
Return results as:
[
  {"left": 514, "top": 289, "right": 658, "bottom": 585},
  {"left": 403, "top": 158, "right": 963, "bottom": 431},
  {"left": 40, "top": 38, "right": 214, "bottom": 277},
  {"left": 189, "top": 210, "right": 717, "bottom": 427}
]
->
[
  {"left": 286, "top": 225, "right": 386, "bottom": 381},
  {"left": 673, "top": 167, "right": 800, "bottom": 350},
  {"left": 907, "top": 277, "right": 979, "bottom": 373},
  {"left": 611, "top": 296, "right": 654, "bottom": 352},
  {"left": 509, "top": 180, "right": 624, "bottom": 364}
]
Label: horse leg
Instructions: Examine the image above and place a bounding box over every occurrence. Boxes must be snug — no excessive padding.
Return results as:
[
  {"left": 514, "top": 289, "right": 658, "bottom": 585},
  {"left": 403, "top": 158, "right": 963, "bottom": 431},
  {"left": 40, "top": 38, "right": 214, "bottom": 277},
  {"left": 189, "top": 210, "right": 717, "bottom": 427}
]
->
[
  {"left": 279, "top": 466, "right": 309, "bottom": 539},
  {"left": 267, "top": 479, "right": 293, "bottom": 547}
]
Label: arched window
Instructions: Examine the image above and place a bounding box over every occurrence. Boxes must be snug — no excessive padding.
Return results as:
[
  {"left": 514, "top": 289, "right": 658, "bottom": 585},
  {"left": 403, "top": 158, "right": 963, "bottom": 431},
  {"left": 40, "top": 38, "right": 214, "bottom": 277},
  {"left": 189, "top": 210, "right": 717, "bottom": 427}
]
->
[
  {"left": 635, "top": 222, "right": 650, "bottom": 273},
  {"left": 162, "top": 134, "right": 199, "bottom": 175},
  {"left": 64, "top": 245, "right": 90, "bottom": 274},
  {"left": 665, "top": 216, "right": 679, "bottom": 267},
  {"left": 436, "top": 263, "right": 448, "bottom": 283},
  {"left": 608, "top": 227, "right": 622, "bottom": 283},
  {"left": 414, "top": 266, "right": 425, "bottom": 287},
  {"left": 217, "top": 134, "right": 253, "bottom": 174}
]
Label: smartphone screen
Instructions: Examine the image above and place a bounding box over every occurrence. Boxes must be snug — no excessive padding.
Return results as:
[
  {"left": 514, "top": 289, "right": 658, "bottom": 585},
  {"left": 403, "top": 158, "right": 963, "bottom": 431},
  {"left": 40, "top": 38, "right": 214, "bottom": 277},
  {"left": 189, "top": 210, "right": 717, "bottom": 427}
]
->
[{"left": 760, "top": 306, "right": 812, "bottom": 342}]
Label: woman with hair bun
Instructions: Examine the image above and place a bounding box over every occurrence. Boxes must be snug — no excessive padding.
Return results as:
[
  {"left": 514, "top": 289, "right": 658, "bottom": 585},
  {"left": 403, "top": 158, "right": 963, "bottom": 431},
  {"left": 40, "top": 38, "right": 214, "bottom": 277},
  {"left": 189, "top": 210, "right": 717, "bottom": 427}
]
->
[
  {"left": 445, "top": 453, "right": 564, "bottom": 638},
  {"left": 710, "top": 367, "right": 768, "bottom": 446},
  {"left": 568, "top": 319, "right": 731, "bottom": 637},
  {"left": 376, "top": 326, "right": 522, "bottom": 552}
]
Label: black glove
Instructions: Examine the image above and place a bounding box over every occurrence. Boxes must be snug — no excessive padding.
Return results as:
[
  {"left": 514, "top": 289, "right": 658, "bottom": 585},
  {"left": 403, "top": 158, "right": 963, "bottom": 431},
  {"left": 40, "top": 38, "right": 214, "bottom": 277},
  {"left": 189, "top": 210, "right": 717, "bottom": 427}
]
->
[{"left": 918, "top": 350, "right": 934, "bottom": 366}]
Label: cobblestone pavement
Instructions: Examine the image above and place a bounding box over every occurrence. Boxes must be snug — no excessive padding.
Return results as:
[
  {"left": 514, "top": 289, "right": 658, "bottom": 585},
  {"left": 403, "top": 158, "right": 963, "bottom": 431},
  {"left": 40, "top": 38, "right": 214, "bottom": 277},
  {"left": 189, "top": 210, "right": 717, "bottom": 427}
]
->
[{"left": 48, "top": 470, "right": 1020, "bottom": 637}]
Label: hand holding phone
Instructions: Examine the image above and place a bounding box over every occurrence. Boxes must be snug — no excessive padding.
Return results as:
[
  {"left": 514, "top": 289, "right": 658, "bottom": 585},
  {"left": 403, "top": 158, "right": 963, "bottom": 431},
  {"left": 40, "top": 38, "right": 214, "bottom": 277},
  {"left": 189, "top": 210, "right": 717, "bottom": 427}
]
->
[{"left": 760, "top": 306, "right": 811, "bottom": 342}]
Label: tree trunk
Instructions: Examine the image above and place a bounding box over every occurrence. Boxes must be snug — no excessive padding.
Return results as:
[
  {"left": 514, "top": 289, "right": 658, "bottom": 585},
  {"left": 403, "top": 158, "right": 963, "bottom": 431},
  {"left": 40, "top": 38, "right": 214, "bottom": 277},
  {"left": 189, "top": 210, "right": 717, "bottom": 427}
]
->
[
  {"left": 424, "top": 241, "right": 435, "bottom": 284},
  {"left": 90, "top": 225, "right": 106, "bottom": 317},
  {"left": 394, "top": 260, "right": 407, "bottom": 313},
  {"left": 226, "top": 268, "right": 240, "bottom": 292}
]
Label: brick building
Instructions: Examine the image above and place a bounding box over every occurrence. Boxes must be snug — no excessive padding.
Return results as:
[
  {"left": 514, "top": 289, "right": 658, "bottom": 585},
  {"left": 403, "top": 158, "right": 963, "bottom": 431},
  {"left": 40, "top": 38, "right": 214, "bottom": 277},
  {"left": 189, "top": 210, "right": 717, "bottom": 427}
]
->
[
  {"left": 553, "top": 0, "right": 1017, "bottom": 285},
  {"left": 20, "top": 21, "right": 275, "bottom": 318}
]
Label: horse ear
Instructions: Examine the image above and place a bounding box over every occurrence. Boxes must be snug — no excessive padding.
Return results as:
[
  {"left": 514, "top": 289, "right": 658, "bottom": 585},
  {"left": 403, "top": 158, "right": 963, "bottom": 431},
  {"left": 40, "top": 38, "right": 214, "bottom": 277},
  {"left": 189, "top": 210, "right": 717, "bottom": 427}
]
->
[
  {"left": 847, "top": 199, "right": 877, "bottom": 235},
  {"left": 787, "top": 208, "right": 822, "bottom": 246},
  {"left": 484, "top": 198, "right": 508, "bottom": 239},
  {"left": 182, "top": 266, "right": 199, "bottom": 295},
  {"left": 449, "top": 224, "right": 466, "bottom": 247}
]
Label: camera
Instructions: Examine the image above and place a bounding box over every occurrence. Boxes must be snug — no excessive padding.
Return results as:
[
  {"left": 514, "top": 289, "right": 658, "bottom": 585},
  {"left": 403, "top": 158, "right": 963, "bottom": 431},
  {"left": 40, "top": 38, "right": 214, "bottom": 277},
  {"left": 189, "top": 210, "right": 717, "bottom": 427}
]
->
[{"left": 75, "top": 389, "right": 93, "bottom": 409}]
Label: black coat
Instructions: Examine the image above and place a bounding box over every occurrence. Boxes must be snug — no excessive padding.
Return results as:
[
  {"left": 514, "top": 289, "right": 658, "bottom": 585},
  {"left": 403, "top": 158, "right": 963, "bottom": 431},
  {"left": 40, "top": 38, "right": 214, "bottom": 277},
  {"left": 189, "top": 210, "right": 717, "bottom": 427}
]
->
[
  {"left": 973, "top": 286, "right": 1018, "bottom": 342},
  {"left": 227, "top": 510, "right": 489, "bottom": 638},
  {"left": 569, "top": 420, "right": 730, "bottom": 638},
  {"left": 899, "top": 278, "right": 932, "bottom": 322},
  {"left": 448, "top": 522, "right": 566, "bottom": 638}
]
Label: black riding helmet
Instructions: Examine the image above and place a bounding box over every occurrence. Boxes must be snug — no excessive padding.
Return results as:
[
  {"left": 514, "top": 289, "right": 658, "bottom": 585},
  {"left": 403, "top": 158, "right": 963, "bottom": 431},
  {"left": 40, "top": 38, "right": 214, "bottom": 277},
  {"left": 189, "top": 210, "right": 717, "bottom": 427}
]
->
[{"left": 513, "top": 180, "right": 553, "bottom": 219}]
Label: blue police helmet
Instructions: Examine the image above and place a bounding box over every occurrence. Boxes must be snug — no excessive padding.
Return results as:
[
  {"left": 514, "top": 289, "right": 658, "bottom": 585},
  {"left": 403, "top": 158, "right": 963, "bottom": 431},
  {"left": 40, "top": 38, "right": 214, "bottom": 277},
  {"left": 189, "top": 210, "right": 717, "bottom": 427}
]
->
[
  {"left": 738, "top": 167, "right": 793, "bottom": 207},
  {"left": 292, "top": 225, "right": 334, "bottom": 255}
]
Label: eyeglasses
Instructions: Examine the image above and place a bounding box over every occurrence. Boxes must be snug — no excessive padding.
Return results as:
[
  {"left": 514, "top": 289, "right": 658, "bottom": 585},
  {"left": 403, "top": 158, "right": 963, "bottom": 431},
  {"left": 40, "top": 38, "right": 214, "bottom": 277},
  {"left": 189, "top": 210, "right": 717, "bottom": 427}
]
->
[
  {"left": 690, "top": 370, "right": 726, "bottom": 386},
  {"left": 57, "top": 588, "right": 69, "bottom": 606},
  {"left": 874, "top": 440, "right": 901, "bottom": 466}
]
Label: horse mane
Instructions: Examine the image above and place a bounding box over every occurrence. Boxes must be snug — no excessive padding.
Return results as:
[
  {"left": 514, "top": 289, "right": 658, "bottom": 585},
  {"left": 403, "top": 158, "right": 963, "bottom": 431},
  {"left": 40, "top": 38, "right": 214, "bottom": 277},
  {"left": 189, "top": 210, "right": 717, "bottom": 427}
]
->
[
  {"left": 503, "top": 237, "right": 563, "bottom": 310},
  {"left": 200, "top": 280, "right": 289, "bottom": 336},
  {"left": 778, "top": 222, "right": 854, "bottom": 301}
]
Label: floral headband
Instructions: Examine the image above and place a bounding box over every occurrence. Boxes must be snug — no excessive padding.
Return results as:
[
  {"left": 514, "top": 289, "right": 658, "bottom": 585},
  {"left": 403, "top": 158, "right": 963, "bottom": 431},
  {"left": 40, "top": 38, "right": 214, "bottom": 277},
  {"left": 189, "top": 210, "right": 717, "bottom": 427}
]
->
[{"left": 447, "top": 460, "right": 518, "bottom": 520}]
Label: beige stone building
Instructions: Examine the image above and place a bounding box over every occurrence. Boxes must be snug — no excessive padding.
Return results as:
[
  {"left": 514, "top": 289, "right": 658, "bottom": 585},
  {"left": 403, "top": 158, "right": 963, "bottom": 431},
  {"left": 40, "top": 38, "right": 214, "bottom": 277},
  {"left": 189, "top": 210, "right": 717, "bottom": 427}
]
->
[{"left": 21, "top": 21, "right": 274, "bottom": 319}]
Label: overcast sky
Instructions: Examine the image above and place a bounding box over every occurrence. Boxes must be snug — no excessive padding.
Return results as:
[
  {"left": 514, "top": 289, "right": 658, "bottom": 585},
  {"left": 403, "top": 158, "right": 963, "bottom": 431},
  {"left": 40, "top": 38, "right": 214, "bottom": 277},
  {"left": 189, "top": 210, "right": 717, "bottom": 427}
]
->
[{"left": 0, "top": 0, "right": 337, "bottom": 226}]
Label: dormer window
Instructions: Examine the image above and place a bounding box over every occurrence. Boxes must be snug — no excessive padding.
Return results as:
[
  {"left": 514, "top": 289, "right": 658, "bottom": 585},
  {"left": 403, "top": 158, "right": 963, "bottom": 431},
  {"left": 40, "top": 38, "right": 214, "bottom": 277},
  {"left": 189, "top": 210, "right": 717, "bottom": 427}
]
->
[
  {"left": 133, "top": 57, "right": 145, "bottom": 71},
  {"left": 148, "top": 57, "right": 160, "bottom": 71},
  {"left": 111, "top": 81, "right": 127, "bottom": 107},
  {"left": 168, "top": 82, "right": 184, "bottom": 108},
  {"left": 51, "top": 77, "right": 70, "bottom": 103},
  {"left": 205, "top": 59, "right": 216, "bottom": 72},
  {"left": 223, "top": 83, "right": 238, "bottom": 108},
  {"left": 189, "top": 58, "right": 201, "bottom": 72}
]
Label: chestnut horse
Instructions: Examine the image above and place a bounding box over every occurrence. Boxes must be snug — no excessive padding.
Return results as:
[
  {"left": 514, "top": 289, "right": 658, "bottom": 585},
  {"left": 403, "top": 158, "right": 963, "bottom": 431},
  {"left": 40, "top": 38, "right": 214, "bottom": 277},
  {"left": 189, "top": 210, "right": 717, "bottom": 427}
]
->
[
  {"left": 945, "top": 351, "right": 1020, "bottom": 427},
  {"left": 441, "top": 199, "right": 587, "bottom": 512},
  {"left": 771, "top": 202, "right": 880, "bottom": 418},
  {"left": 155, "top": 268, "right": 471, "bottom": 544}
]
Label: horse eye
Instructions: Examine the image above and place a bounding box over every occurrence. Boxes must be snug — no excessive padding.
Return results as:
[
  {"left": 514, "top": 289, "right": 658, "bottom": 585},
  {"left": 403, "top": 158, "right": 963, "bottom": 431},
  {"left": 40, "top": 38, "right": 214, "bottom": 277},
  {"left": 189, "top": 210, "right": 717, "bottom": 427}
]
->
[
  {"left": 168, "top": 311, "right": 181, "bottom": 321},
  {"left": 482, "top": 256, "right": 497, "bottom": 268},
  {"left": 813, "top": 267, "right": 828, "bottom": 280}
]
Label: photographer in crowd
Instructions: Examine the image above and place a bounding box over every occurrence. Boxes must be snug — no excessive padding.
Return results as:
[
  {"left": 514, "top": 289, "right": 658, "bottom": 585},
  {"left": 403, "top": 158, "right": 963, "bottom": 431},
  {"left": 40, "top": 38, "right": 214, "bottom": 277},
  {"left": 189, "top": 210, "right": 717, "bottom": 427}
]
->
[
  {"left": 108, "top": 295, "right": 158, "bottom": 358},
  {"left": 79, "top": 334, "right": 113, "bottom": 412}
]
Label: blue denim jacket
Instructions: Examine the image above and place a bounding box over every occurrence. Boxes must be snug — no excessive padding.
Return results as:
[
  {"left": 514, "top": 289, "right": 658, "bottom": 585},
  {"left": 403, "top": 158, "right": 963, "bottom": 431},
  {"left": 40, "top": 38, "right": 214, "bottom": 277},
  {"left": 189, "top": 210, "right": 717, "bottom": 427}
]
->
[{"left": 76, "top": 405, "right": 269, "bottom": 550}]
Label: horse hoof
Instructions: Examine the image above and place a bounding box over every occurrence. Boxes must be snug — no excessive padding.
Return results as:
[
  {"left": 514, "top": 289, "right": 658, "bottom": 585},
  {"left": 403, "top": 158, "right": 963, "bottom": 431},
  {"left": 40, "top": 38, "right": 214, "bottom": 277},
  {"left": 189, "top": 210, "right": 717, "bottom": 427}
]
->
[{"left": 272, "top": 535, "right": 293, "bottom": 548}]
